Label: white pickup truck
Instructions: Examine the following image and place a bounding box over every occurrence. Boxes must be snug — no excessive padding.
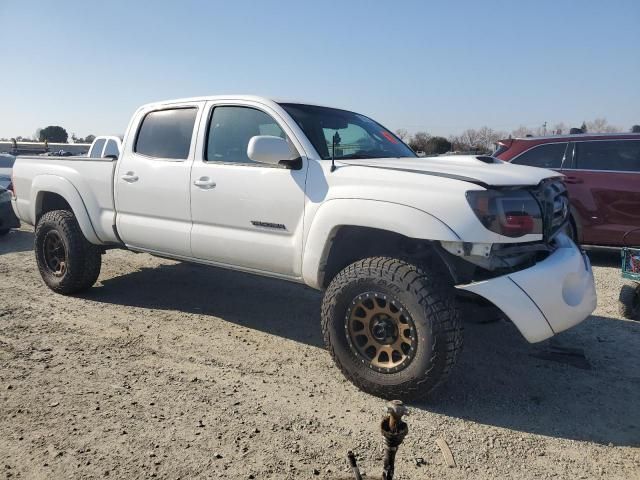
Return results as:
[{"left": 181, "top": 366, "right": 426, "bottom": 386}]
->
[{"left": 11, "top": 95, "right": 597, "bottom": 398}]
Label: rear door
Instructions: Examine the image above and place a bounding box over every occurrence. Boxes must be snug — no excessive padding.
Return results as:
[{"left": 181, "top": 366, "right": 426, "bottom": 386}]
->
[
  {"left": 115, "top": 103, "right": 203, "bottom": 256},
  {"left": 565, "top": 139, "right": 640, "bottom": 246}
]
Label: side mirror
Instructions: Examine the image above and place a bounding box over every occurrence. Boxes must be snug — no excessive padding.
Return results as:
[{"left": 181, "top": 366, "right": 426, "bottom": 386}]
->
[{"left": 247, "top": 136, "right": 292, "bottom": 165}]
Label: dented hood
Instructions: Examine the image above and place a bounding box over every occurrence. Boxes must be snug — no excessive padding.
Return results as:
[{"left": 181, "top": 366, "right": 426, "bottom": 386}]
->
[{"left": 340, "top": 155, "right": 562, "bottom": 187}]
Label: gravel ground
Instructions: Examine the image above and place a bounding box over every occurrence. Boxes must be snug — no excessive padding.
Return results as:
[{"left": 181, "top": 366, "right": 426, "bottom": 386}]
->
[{"left": 1, "top": 227, "right": 639, "bottom": 480}]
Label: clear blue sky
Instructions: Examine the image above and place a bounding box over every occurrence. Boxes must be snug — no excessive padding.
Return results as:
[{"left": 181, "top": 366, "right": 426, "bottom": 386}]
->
[{"left": 0, "top": 0, "right": 638, "bottom": 139}]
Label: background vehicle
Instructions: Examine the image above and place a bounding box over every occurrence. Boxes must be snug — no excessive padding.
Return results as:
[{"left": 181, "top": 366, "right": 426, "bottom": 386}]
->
[
  {"left": 10, "top": 96, "right": 597, "bottom": 399},
  {"left": 495, "top": 133, "right": 640, "bottom": 247},
  {"left": 87, "top": 136, "right": 122, "bottom": 159},
  {"left": 0, "top": 153, "right": 15, "bottom": 177},
  {"left": 0, "top": 175, "right": 19, "bottom": 235}
]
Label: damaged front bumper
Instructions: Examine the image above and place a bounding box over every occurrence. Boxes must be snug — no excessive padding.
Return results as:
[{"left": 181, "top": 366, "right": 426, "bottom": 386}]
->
[{"left": 456, "top": 233, "right": 597, "bottom": 343}]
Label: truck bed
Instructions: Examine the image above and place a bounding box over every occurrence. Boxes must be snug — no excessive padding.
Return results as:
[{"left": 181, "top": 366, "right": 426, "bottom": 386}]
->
[{"left": 12, "top": 156, "right": 120, "bottom": 244}]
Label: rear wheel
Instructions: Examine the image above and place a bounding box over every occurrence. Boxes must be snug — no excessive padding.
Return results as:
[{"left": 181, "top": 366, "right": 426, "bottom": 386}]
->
[
  {"left": 321, "top": 257, "right": 462, "bottom": 399},
  {"left": 35, "top": 210, "right": 101, "bottom": 294}
]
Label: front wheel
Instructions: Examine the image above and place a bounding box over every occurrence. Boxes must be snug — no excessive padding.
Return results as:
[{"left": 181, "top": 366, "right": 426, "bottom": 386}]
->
[
  {"left": 35, "top": 210, "right": 102, "bottom": 294},
  {"left": 321, "top": 257, "right": 462, "bottom": 399}
]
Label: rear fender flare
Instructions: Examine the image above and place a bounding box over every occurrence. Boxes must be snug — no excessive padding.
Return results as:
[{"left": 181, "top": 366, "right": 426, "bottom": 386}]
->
[{"left": 31, "top": 175, "right": 101, "bottom": 245}]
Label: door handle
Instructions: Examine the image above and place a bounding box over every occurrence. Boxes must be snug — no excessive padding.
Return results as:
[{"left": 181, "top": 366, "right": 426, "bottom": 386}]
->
[
  {"left": 194, "top": 177, "right": 216, "bottom": 189},
  {"left": 121, "top": 172, "right": 139, "bottom": 183},
  {"left": 564, "top": 176, "right": 584, "bottom": 184}
]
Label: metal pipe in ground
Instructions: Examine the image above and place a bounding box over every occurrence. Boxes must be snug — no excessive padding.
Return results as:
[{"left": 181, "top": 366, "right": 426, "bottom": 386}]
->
[{"left": 380, "top": 400, "right": 409, "bottom": 480}]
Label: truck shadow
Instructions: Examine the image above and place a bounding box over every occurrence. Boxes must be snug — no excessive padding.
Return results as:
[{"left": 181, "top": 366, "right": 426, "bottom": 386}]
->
[
  {"left": 0, "top": 228, "right": 33, "bottom": 255},
  {"left": 416, "top": 316, "right": 640, "bottom": 447},
  {"left": 586, "top": 249, "right": 619, "bottom": 268},
  {"left": 87, "top": 262, "right": 324, "bottom": 347},
  {"left": 84, "top": 262, "right": 639, "bottom": 447}
]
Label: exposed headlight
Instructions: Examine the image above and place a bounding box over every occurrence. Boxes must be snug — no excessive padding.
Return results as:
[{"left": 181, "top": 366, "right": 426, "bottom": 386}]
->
[{"left": 466, "top": 189, "right": 543, "bottom": 238}]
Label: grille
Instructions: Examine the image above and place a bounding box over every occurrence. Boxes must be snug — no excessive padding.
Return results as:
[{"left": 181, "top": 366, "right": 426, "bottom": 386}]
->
[{"left": 533, "top": 178, "right": 569, "bottom": 242}]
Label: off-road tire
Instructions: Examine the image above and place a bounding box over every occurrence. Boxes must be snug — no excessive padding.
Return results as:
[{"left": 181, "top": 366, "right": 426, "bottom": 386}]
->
[
  {"left": 35, "top": 210, "right": 101, "bottom": 294},
  {"left": 321, "top": 257, "right": 462, "bottom": 399},
  {"left": 618, "top": 283, "right": 640, "bottom": 321}
]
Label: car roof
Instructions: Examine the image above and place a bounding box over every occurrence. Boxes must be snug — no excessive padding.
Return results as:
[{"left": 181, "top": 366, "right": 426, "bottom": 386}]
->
[
  {"left": 138, "top": 95, "right": 341, "bottom": 112},
  {"left": 501, "top": 133, "right": 640, "bottom": 143}
]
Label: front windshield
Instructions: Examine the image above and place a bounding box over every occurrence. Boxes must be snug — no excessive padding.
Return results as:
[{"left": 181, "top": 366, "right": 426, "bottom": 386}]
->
[{"left": 280, "top": 103, "right": 416, "bottom": 160}]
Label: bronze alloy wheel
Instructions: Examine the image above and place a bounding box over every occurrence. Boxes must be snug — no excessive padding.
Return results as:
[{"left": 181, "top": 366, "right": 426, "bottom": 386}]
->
[
  {"left": 43, "top": 230, "right": 67, "bottom": 276},
  {"left": 345, "top": 292, "right": 418, "bottom": 373}
]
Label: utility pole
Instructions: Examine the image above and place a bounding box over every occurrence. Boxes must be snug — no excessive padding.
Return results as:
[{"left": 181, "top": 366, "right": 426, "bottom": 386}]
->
[{"left": 542, "top": 121, "right": 547, "bottom": 136}]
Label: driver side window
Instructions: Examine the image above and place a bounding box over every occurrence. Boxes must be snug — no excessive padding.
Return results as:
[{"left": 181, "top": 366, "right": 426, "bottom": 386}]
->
[{"left": 205, "top": 106, "right": 288, "bottom": 164}]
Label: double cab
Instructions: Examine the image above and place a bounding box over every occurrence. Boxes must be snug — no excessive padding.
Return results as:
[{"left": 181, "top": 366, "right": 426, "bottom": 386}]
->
[{"left": 11, "top": 96, "right": 597, "bottom": 398}]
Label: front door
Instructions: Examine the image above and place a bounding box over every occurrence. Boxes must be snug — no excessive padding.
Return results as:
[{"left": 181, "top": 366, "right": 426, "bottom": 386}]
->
[
  {"left": 115, "top": 103, "right": 203, "bottom": 256},
  {"left": 190, "top": 101, "right": 308, "bottom": 277}
]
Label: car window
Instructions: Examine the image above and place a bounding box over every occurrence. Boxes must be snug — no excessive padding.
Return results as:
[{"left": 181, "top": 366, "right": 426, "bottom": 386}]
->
[
  {"left": 511, "top": 142, "right": 567, "bottom": 169},
  {"left": 0, "top": 155, "right": 15, "bottom": 168},
  {"left": 575, "top": 140, "right": 640, "bottom": 172},
  {"left": 89, "top": 139, "right": 105, "bottom": 158},
  {"left": 0, "top": 175, "right": 10, "bottom": 189},
  {"left": 103, "top": 140, "right": 119, "bottom": 158},
  {"left": 135, "top": 108, "right": 197, "bottom": 160},
  {"left": 281, "top": 103, "right": 415, "bottom": 160},
  {"left": 206, "top": 106, "right": 288, "bottom": 163}
]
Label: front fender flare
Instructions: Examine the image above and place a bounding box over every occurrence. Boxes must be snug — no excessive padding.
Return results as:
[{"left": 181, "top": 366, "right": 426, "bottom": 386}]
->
[
  {"left": 31, "top": 175, "right": 102, "bottom": 245},
  {"left": 301, "top": 199, "right": 460, "bottom": 289}
]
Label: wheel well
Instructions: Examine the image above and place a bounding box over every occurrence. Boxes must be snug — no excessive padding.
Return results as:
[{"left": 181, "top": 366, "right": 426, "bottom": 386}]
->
[
  {"left": 320, "top": 226, "right": 451, "bottom": 288},
  {"left": 568, "top": 211, "right": 581, "bottom": 244},
  {"left": 36, "top": 192, "right": 72, "bottom": 223}
]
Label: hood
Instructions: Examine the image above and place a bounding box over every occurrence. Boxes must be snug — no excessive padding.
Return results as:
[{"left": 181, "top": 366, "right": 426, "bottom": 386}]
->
[{"left": 340, "top": 155, "right": 561, "bottom": 187}]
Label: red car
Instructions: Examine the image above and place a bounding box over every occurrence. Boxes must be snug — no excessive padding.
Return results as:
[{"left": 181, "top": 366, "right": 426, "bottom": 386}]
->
[{"left": 495, "top": 133, "right": 640, "bottom": 247}]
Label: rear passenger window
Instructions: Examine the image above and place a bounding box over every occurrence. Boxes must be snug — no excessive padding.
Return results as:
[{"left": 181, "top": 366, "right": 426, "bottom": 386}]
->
[
  {"left": 511, "top": 143, "right": 568, "bottom": 169},
  {"left": 575, "top": 140, "right": 640, "bottom": 172},
  {"left": 135, "top": 108, "right": 197, "bottom": 160},
  {"left": 89, "top": 139, "right": 105, "bottom": 158},
  {"left": 205, "top": 106, "right": 287, "bottom": 163}
]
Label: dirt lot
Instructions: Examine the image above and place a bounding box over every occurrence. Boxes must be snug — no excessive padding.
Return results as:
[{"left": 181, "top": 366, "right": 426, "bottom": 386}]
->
[{"left": 1, "top": 227, "right": 639, "bottom": 479}]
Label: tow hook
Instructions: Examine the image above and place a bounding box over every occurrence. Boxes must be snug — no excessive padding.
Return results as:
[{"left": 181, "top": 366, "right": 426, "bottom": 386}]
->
[{"left": 346, "top": 400, "right": 409, "bottom": 480}]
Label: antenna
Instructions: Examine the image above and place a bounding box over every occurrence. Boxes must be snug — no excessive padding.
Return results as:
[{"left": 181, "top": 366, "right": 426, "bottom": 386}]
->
[{"left": 331, "top": 131, "right": 340, "bottom": 172}]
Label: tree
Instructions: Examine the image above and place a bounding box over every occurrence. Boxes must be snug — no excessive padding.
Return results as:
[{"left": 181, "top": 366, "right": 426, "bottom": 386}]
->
[
  {"left": 476, "top": 126, "right": 506, "bottom": 152},
  {"left": 511, "top": 125, "right": 534, "bottom": 138},
  {"left": 632, "top": 125, "right": 640, "bottom": 133},
  {"left": 408, "top": 131, "right": 431, "bottom": 152},
  {"left": 456, "top": 129, "right": 483, "bottom": 151},
  {"left": 39, "top": 126, "right": 68, "bottom": 143},
  {"left": 424, "top": 136, "right": 452, "bottom": 155},
  {"left": 83, "top": 134, "right": 96, "bottom": 144},
  {"left": 395, "top": 129, "right": 409, "bottom": 141},
  {"left": 580, "top": 121, "right": 587, "bottom": 133},
  {"left": 586, "top": 118, "right": 620, "bottom": 133},
  {"left": 552, "top": 122, "right": 567, "bottom": 135}
]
